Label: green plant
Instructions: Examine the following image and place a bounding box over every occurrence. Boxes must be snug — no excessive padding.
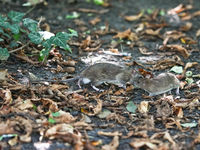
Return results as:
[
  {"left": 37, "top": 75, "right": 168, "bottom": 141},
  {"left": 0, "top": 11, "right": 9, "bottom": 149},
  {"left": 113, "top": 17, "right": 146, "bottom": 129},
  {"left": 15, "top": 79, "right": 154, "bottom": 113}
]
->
[{"left": 0, "top": 11, "right": 78, "bottom": 61}]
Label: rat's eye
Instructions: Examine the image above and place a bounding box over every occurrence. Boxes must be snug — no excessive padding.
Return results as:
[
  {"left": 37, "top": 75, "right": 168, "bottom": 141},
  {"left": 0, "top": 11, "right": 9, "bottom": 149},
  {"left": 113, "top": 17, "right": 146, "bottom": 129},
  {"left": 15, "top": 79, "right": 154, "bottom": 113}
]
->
[{"left": 137, "top": 81, "right": 140, "bottom": 84}]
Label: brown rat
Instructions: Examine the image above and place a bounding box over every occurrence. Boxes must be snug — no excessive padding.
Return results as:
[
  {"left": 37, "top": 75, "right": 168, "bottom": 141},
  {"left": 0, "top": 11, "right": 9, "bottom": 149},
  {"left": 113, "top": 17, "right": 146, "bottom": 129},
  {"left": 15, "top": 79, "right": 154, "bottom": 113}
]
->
[
  {"left": 31, "top": 63, "right": 140, "bottom": 91},
  {"left": 134, "top": 72, "right": 180, "bottom": 96}
]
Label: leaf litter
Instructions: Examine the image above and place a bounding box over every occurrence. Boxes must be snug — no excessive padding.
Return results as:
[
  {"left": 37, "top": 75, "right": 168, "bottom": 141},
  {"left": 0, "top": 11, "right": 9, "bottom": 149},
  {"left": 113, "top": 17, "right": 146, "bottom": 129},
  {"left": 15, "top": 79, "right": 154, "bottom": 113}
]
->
[{"left": 0, "top": 1, "right": 200, "bottom": 150}]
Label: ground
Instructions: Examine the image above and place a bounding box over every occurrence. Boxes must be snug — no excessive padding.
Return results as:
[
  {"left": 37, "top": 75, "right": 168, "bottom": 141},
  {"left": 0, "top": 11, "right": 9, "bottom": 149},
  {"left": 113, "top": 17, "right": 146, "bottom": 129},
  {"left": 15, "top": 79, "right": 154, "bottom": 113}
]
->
[{"left": 0, "top": 0, "right": 200, "bottom": 150}]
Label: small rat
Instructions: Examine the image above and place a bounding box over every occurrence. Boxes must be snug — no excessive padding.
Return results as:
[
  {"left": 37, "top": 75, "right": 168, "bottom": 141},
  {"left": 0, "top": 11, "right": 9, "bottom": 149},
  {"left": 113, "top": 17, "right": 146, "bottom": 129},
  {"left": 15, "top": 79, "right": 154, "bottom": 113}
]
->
[
  {"left": 31, "top": 63, "right": 140, "bottom": 91},
  {"left": 134, "top": 72, "right": 180, "bottom": 96}
]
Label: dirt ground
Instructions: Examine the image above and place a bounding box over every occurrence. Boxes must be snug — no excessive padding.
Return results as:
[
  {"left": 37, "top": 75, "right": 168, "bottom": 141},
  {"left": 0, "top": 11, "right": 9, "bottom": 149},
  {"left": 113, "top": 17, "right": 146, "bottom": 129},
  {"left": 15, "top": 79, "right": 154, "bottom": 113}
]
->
[{"left": 0, "top": 0, "right": 200, "bottom": 149}]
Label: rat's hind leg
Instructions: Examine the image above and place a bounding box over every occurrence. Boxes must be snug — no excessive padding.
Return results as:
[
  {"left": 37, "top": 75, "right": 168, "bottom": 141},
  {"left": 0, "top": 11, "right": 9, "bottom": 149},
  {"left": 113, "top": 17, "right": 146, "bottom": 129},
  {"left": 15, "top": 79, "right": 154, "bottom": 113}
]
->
[
  {"left": 77, "top": 78, "right": 81, "bottom": 88},
  {"left": 91, "top": 84, "right": 104, "bottom": 92},
  {"left": 176, "top": 87, "right": 180, "bottom": 95}
]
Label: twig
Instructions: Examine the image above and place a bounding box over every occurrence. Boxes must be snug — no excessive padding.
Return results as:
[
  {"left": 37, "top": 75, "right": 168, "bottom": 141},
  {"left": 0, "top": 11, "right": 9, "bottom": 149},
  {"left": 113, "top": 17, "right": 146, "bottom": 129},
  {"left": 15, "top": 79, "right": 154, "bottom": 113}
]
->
[{"left": 9, "top": 41, "right": 30, "bottom": 53}]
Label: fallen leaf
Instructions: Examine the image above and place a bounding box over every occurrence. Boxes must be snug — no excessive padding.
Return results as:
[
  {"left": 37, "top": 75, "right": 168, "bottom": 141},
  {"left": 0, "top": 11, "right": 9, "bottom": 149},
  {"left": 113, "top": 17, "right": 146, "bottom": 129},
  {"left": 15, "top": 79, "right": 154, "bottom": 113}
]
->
[
  {"left": 126, "top": 101, "right": 137, "bottom": 113},
  {"left": 159, "top": 44, "right": 189, "bottom": 58},
  {"left": 180, "top": 37, "right": 198, "bottom": 44},
  {"left": 138, "top": 101, "right": 149, "bottom": 114},
  {"left": 113, "top": 28, "right": 138, "bottom": 41},
  {"left": 89, "top": 16, "right": 101, "bottom": 25},
  {"left": 124, "top": 10, "right": 144, "bottom": 21},
  {"left": 98, "top": 131, "right": 122, "bottom": 137},
  {"left": 0, "top": 69, "right": 7, "bottom": 83},
  {"left": 139, "top": 47, "right": 153, "bottom": 55},
  {"left": 102, "top": 136, "right": 119, "bottom": 150},
  {"left": 180, "top": 22, "right": 193, "bottom": 31}
]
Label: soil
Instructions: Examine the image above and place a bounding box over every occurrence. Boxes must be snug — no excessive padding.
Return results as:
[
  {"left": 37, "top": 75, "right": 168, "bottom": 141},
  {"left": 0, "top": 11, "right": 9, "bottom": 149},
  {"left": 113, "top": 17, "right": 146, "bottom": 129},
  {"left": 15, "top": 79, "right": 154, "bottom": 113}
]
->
[{"left": 0, "top": 0, "right": 200, "bottom": 150}]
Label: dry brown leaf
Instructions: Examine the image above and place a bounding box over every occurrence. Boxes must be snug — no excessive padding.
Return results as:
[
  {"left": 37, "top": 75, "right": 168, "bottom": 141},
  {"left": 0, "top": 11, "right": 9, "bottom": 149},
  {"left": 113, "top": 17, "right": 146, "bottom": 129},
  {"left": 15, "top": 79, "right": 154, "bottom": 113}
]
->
[
  {"left": 41, "top": 23, "right": 50, "bottom": 31},
  {"left": 102, "top": 136, "right": 119, "bottom": 150},
  {"left": 0, "top": 69, "right": 7, "bottom": 83},
  {"left": 89, "top": 16, "right": 101, "bottom": 25},
  {"left": 144, "top": 27, "right": 162, "bottom": 36},
  {"left": 173, "top": 106, "right": 183, "bottom": 118},
  {"left": 0, "top": 89, "right": 12, "bottom": 104},
  {"left": 182, "top": 62, "right": 198, "bottom": 76},
  {"left": 113, "top": 28, "right": 138, "bottom": 41},
  {"left": 180, "top": 37, "right": 198, "bottom": 44},
  {"left": 80, "top": 36, "right": 91, "bottom": 49},
  {"left": 159, "top": 45, "right": 189, "bottom": 58},
  {"left": 77, "top": 8, "right": 109, "bottom": 14},
  {"left": 84, "top": 44, "right": 101, "bottom": 52},
  {"left": 74, "top": 19, "right": 85, "bottom": 26},
  {"left": 138, "top": 101, "right": 149, "bottom": 114},
  {"left": 50, "top": 110, "right": 76, "bottom": 124},
  {"left": 98, "top": 131, "right": 122, "bottom": 137},
  {"left": 156, "top": 101, "right": 172, "bottom": 117},
  {"left": 124, "top": 10, "right": 144, "bottom": 21},
  {"left": 45, "top": 123, "right": 74, "bottom": 139},
  {"left": 145, "top": 22, "right": 168, "bottom": 28},
  {"left": 81, "top": 99, "right": 102, "bottom": 116},
  {"left": 138, "top": 69, "right": 154, "bottom": 78},
  {"left": 57, "top": 60, "right": 76, "bottom": 66},
  {"left": 106, "top": 113, "right": 126, "bottom": 124},
  {"left": 114, "top": 89, "right": 126, "bottom": 95},
  {"left": 139, "top": 47, "right": 153, "bottom": 55},
  {"left": 163, "top": 30, "right": 186, "bottom": 45},
  {"left": 196, "top": 29, "right": 200, "bottom": 37},
  {"left": 180, "top": 81, "right": 187, "bottom": 89},
  {"left": 0, "top": 120, "right": 15, "bottom": 135},
  {"left": 193, "top": 10, "right": 200, "bottom": 17},
  {"left": 130, "top": 139, "right": 157, "bottom": 149},
  {"left": 135, "top": 23, "right": 144, "bottom": 33},
  {"left": 180, "top": 22, "right": 193, "bottom": 31}
]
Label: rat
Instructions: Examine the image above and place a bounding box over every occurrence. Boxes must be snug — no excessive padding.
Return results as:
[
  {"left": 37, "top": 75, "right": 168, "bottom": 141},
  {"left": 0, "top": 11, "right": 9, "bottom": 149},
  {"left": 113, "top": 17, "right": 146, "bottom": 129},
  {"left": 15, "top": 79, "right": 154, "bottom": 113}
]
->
[
  {"left": 134, "top": 72, "right": 180, "bottom": 96},
  {"left": 31, "top": 63, "right": 140, "bottom": 91}
]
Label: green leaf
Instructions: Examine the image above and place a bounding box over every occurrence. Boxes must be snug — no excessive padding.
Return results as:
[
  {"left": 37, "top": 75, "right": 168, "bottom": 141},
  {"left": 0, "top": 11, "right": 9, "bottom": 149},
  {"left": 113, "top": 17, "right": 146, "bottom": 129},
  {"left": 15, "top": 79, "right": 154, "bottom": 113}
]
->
[
  {"left": 97, "top": 109, "right": 111, "bottom": 118},
  {"left": 51, "top": 111, "right": 61, "bottom": 117},
  {"left": 94, "top": 0, "right": 104, "bottom": 5},
  {"left": 66, "top": 12, "right": 80, "bottom": 19},
  {"left": 0, "top": 38, "right": 4, "bottom": 42},
  {"left": 3, "top": 33, "right": 11, "bottom": 39},
  {"left": 146, "top": 7, "right": 155, "bottom": 14},
  {"left": 186, "top": 71, "right": 192, "bottom": 77},
  {"left": 65, "top": 44, "right": 71, "bottom": 52},
  {"left": 185, "top": 77, "right": 194, "bottom": 84},
  {"left": 22, "top": 2, "right": 32, "bottom": 6},
  {"left": 48, "top": 118, "right": 56, "bottom": 123},
  {"left": 0, "top": 22, "right": 10, "bottom": 29},
  {"left": 159, "top": 9, "right": 165, "bottom": 16},
  {"left": 0, "top": 47, "right": 10, "bottom": 61},
  {"left": 126, "top": 101, "right": 137, "bottom": 113},
  {"left": 39, "top": 48, "right": 50, "bottom": 61},
  {"left": 170, "top": 66, "right": 183, "bottom": 74},
  {"left": 19, "top": 28, "right": 27, "bottom": 33},
  {"left": 68, "top": 28, "right": 78, "bottom": 37},
  {"left": 181, "top": 123, "right": 198, "bottom": 128},
  {"left": 27, "top": 23, "right": 38, "bottom": 32},
  {"left": 0, "top": 134, "right": 18, "bottom": 141},
  {"left": 50, "top": 32, "right": 67, "bottom": 49},
  {"left": 23, "top": 18, "right": 38, "bottom": 27},
  {"left": 33, "top": 104, "right": 37, "bottom": 111},
  {"left": 0, "top": 28, "right": 4, "bottom": 34},
  {"left": 9, "top": 41, "right": 19, "bottom": 48},
  {"left": 13, "top": 32, "right": 21, "bottom": 41},
  {"left": 0, "top": 15, "right": 7, "bottom": 23},
  {"left": 9, "top": 24, "right": 20, "bottom": 34},
  {"left": 28, "top": 32, "right": 42, "bottom": 44},
  {"left": 42, "top": 39, "right": 52, "bottom": 49},
  {"left": 8, "top": 11, "right": 25, "bottom": 23}
]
